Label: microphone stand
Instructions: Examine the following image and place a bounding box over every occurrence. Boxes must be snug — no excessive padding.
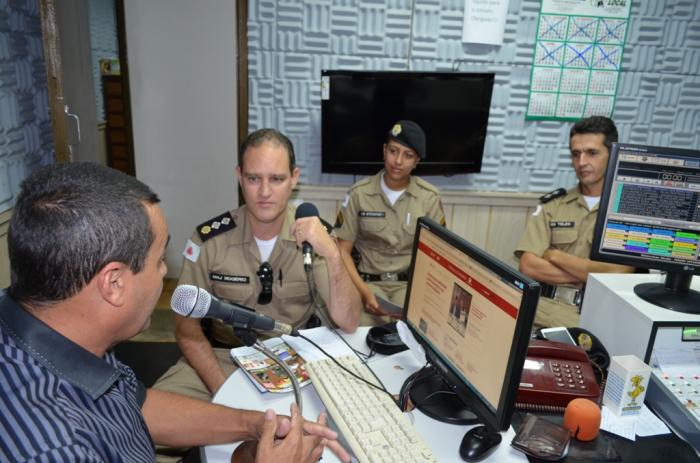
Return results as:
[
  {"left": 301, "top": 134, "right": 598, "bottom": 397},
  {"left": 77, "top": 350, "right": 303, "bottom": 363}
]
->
[
  {"left": 304, "top": 267, "right": 334, "bottom": 329},
  {"left": 234, "top": 328, "right": 303, "bottom": 414},
  {"left": 303, "top": 267, "right": 392, "bottom": 397}
]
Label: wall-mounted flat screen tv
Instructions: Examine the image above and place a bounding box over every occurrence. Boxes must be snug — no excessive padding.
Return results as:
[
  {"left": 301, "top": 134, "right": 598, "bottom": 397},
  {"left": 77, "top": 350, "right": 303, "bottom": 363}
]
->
[{"left": 321, "top": 70, "right": 494, "bottom": 176}]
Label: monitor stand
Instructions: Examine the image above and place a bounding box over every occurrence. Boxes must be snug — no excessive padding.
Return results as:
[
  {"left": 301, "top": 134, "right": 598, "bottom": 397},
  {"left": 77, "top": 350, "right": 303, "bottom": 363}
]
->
[
  {"left": 409, "top": 369, "right": 479, "bottom": 424},
  {"left": 634, "top": 272, "right": 700, "bottom": 314}
]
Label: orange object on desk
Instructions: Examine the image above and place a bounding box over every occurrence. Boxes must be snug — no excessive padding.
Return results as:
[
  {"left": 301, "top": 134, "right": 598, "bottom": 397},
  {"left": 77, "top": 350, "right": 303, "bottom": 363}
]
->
[{"left": 563, "top": 398, "right": 601, "bottom": 441}]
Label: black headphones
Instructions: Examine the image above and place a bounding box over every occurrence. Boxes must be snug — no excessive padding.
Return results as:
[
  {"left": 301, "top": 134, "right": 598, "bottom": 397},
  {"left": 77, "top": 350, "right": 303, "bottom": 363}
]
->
[{"left": 366, "top": 321, "right": 408, "bottom": 355}]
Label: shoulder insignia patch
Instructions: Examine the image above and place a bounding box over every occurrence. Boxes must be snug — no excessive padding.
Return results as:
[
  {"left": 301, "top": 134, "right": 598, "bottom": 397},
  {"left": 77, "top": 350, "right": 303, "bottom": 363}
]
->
[
  {"left": 197, "top": 212, "right": 236, "bottom": 242},
  {"left": 183, "top": 239, "right": 200, "bottom": 263},
  {"left": 539, "top": 188, "right": 566, "bottom": 204}
]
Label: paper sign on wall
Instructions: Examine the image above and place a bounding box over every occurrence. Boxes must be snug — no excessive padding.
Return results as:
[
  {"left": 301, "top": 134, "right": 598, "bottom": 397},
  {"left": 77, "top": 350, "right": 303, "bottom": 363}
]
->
[{"left": 462, "top": 0, "right": 510, "bottom": 46}]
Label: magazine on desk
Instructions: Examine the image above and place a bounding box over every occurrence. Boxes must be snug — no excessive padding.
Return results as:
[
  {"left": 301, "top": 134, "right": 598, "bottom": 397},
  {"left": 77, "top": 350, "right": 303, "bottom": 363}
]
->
[{"left": 230, "top": 338, "right": 311, "bottom": 393}]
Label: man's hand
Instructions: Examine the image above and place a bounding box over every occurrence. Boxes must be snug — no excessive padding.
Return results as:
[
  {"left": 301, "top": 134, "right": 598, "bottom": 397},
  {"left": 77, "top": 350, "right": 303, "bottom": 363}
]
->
[
  {"left": 543, "top": 248, "right": 560, "bottom": 262},
  {"left": 360, "top": 287, "right": 382, "bottom": 314},
  {"left": 254, "top": 404, "right": 351, "bottom": 463},
  {"left": 291, "top": 217, "right": 338, "bottom": 259}
]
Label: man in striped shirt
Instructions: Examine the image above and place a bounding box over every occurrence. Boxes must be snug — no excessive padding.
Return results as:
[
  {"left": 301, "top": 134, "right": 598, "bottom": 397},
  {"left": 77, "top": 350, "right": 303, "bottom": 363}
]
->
[{"left": 0, "top": 162, "right": 349, "bottom": 463}]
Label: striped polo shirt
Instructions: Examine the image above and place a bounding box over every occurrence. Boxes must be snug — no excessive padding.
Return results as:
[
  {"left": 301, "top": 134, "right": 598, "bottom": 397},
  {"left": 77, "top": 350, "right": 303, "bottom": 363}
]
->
[{"left": 0, "top": 294, "right": 155, "bottom": 462}]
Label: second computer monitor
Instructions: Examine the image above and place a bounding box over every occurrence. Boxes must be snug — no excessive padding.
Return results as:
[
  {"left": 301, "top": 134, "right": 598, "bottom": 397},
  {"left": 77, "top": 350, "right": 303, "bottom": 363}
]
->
[
  {"left": 591, "top": 142, "right": 700, "bottom": 313},
  {"left": 403, "top": 218, "right": 539, "bottom": 433}
]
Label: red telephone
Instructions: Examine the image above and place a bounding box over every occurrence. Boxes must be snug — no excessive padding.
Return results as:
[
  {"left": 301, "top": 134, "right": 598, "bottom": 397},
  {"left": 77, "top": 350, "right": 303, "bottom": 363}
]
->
[{"left": 516, "top": 339, "right": 600, "bottom": 408}]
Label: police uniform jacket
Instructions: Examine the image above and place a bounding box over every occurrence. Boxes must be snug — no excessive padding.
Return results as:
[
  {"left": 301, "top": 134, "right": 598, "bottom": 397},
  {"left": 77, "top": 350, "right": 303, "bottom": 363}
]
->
[
  {"left": 335, "top": 171, "right": 445, "bottom": 276},
  {"left": 179, "top": 205, "right": 330, "bottom": 345},
  {"left": 514, "top": 186, "right": 598, "bottom": 288}
]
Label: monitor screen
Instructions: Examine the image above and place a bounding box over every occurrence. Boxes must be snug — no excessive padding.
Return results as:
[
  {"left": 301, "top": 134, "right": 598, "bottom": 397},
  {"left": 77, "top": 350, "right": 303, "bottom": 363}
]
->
[
  {"left": 321, "top": 70, "right": 494, "bottom": 176},
  {"left": 403, "top": 218, "right": 539, "bottom": 435},
  {"left": 591, "top": 143, "right": 700, "bottom": 313}
]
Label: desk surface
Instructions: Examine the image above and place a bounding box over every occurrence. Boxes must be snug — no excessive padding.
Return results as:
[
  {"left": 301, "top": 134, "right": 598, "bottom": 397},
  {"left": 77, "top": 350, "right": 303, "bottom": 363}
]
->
[{"left": 203, "top": 326, "right": 527, "bottom": 462}]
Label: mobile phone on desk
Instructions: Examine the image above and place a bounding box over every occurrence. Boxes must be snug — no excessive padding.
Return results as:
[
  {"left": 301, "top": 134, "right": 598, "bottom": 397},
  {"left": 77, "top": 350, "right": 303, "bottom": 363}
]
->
[{"left": 540, "top": 327, "right": 576, "bottom": 345}]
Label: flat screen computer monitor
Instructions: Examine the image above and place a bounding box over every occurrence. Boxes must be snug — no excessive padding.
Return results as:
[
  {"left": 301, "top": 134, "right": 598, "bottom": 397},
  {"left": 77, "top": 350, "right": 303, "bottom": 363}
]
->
[
  {"left": 591, "top": 143, "right": 700, "bottom": 313},
  {"left": 403, "top": 218, "right": 539, "bottom": 455}
]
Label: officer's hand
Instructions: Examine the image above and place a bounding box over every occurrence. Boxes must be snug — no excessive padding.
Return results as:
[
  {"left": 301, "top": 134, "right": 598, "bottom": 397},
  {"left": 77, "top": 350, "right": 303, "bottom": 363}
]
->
[
  {"left": 361, "top": 289, "right": 382, "bottom": 314},
  {"left": 291, "top": 217, "right": 338, "bottom": 259},
  {"left": 543, "top": 248, "right": 559, "bottom": 262}
]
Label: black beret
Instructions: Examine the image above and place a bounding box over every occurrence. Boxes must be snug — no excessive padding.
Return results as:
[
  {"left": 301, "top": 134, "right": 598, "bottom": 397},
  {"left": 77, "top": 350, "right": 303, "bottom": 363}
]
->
[{"left": 387, "top": 120, "right": 426, "bottom": 160}]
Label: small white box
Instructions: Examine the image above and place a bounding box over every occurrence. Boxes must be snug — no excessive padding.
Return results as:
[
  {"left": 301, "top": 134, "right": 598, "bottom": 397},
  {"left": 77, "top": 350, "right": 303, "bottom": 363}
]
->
[{"left": 603, "top": 355, "right": 652, "bottom": 416}]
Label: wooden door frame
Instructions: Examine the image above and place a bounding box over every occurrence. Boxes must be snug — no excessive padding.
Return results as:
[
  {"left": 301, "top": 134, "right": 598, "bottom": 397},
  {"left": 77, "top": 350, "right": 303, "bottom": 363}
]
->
[
  {"left": 236, "top": 0, "right": 248, "bottom": 205},
  {"left": 236, "top": 0, "right": 248, "bottom": 148},
  {"left": 114, "top": 0, "right": 136, "bottom": 175},
  {"left": 38, "top": 0, "right": 70, "bottom": 163}
]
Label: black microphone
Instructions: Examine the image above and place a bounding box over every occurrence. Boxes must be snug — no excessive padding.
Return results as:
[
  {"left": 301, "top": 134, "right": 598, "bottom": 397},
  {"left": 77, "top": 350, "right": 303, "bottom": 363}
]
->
[
  {"left": 295, "top": 202, "right": 321, "bottom": 271},
  {"left": 171, "top": 284, "right": 294, "bottom": 335}
]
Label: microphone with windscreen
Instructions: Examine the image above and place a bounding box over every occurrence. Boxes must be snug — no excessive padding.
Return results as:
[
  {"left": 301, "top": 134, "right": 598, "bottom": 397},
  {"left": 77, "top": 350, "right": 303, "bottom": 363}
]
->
[{"left": 171, "top": 284, "right": 294, "bottom": 335}]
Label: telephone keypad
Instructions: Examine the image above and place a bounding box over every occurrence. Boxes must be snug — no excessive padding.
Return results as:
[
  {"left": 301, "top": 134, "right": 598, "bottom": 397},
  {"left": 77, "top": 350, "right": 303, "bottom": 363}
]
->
[{"left": 551, "top": 361, "right": 589, "bottom": 391}]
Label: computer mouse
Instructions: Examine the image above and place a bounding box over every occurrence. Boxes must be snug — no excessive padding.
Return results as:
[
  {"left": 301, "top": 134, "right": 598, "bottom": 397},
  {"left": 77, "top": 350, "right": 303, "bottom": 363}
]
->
[{"left": 459, "top": 426, "right": 502, "bottom": 462}]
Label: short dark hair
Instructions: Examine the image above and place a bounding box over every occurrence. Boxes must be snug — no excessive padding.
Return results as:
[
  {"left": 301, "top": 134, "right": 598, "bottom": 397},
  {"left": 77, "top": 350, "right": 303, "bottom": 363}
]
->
[
  {"left": 238, "top": 128, "right": 296, "bottom": 173},
  {"left": 8, "top": 162, "right": 160, "bottom": 306},
  {"left": 569, "top": 116, "right": 618, "bottom": 153}
]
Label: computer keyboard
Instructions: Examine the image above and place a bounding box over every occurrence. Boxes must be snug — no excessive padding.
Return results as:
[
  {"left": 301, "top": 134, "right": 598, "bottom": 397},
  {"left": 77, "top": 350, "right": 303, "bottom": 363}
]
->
[{"left": 305, "top": 356, "right": 438, "bottom": 463}]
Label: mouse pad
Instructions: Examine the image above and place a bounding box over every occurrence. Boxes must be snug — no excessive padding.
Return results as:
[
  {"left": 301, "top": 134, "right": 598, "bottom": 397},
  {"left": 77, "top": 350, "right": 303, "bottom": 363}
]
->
[{"left": 511, "top": 412, "right": 620, "bottom": 462}]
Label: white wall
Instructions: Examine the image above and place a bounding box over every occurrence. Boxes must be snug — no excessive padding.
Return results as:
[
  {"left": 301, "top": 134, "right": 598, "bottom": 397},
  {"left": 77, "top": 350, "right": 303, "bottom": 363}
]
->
[{"left": 124, "top": 0, "right": 238, "bottom": 277}]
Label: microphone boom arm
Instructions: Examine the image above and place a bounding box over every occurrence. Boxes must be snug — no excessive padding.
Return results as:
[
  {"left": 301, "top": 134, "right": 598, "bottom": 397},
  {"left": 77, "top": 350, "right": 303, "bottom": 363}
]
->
[{"left": 253, "top": 338, "right": 303, "bottom": 414}]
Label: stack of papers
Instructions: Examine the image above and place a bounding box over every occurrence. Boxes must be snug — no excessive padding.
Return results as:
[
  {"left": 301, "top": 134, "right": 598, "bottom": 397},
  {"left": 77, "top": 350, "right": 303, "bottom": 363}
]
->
[{"left": 600, "top": 404, "right": 671, "bottom": 441}]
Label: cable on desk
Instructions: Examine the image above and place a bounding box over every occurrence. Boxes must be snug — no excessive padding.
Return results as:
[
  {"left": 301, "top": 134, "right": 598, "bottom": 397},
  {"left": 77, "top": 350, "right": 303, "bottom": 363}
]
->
[
  {"left": 398, "top": 364, "right": 433, "bottom": 411},
  {"left": 295, "top": 332, "right": 399, "bottom": 407},
  {"left": 304, "top": 267, "right": 372, "bottom": 361}
]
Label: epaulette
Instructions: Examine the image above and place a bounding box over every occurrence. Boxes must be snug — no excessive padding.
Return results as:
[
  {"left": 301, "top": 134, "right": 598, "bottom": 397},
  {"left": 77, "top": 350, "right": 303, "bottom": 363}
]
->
[
  {"left": 335, "top": 210, "right": 344, "bottom": 228},
  {"left": 349, "top": 176, "right": 372, "bottom": 191},
  {"left": 539, "top": 188, "right": 566, "bottom": 204},
  {"left": 413, "top": 176, "right": 440, "bottom": 195},
  {"left": 197, "top": 211, "right": 236, "bottom": 242}
]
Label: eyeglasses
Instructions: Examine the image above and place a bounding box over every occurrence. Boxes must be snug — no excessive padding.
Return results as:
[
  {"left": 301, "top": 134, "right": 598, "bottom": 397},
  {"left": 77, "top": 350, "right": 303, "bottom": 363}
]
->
[{"left": 257, "top": 261, "right": 273, "bottom": 305}]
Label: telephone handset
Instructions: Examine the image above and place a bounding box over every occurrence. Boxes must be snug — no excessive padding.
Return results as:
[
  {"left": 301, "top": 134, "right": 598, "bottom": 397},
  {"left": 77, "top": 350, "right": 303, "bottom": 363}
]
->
[{"left": 516, "top": 339, "right": 601, "bottom": 408}]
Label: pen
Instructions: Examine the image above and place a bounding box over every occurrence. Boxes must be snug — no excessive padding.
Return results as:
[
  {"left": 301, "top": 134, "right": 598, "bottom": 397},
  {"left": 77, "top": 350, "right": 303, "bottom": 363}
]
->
[{"left": 279, "top": 269, "right": 283, "bottom": 286}]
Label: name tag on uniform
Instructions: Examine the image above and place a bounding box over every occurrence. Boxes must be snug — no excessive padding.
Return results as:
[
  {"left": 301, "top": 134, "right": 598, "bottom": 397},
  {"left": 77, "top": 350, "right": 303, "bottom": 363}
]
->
[
  {"left": 359, "top": 211, "right": 386, "bottom": 218},
  {"left": 210, "top": 273, "right": 250, "bottom": 284},
  {"left": 549, "top": 221, "right": 574, "bottom": 228}
]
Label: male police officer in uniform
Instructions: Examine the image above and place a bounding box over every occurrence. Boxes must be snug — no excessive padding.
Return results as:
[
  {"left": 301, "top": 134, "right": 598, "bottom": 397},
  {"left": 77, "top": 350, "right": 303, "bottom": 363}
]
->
[
  {"left": 335, "top": 120, "right": 445, "bottom": 326},
  {"left": 515, "top": 116, "right": 634, "bottom": 328},
  {"left": 154, "top": 129, "right": 360, "bottom": 404}
]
